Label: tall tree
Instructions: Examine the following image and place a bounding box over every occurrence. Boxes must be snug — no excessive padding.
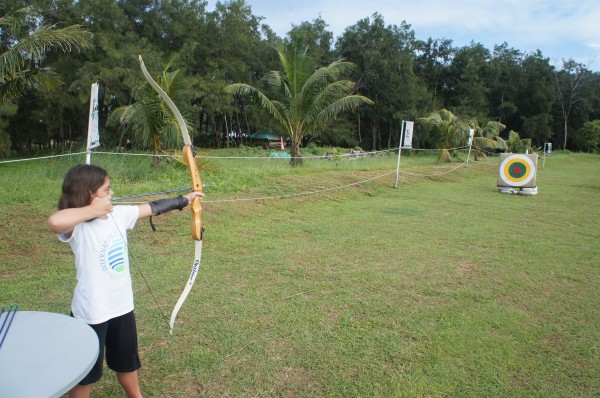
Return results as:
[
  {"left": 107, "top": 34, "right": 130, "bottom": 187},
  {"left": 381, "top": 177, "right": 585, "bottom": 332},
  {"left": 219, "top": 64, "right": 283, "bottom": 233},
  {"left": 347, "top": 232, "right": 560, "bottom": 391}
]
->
[
  {"left": 445, "top": 42, "right": 492, "bottom": 118},
  {"left": 225, "top": 44, "right": 373, "bottom": 165},
  {"left": 202, "top": 0, "right": 267, "bottom": 146},
  {"left": 287, "top": 17, "right": 334, "bottom": 66},
  {"left": 554, "top": 59, "right": 591, "bottom": 149},
  {"left": 337, "top": 14, "right": 420, "bottom": 150},
  {"left": 488, "top": 43, "right": 523, "bottom": 125},
  {"left": 414, "top": 37, "right": 454, "bottom": 111},
  {"left": 515, "top": 51, "right": 555, "bottom": 146}
]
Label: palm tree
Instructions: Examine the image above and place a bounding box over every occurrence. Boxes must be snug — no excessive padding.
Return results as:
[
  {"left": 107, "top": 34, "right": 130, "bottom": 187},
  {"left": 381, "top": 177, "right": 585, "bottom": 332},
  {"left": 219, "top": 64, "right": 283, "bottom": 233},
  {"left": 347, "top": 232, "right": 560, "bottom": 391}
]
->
[
  {"left": 419, "top": 109, "right": 471, "bottom": 163},
  {"left": 500, "top": 130, "right": 533, "bottom": 153},
  {"left": 0, "top": 7, "right": 93, "bottom": 104},
  {"left": 420, "top": 109, "right": 510, "bottom": 162},
  {"left": 108, "top": 59, "right": 194, "bottom": 159},
  {"left": 469, "top": 119, "right": 506, "bottom": 160},
  {"left": 225, "top": 44, "right": 373, "bottom": 165}
]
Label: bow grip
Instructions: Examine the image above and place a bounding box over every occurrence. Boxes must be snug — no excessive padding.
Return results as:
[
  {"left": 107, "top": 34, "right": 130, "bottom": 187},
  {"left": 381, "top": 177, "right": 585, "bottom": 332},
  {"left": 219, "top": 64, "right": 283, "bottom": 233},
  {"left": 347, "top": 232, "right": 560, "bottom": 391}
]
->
[
  {"left": 191, "top": 196, "right": 203, "bottom": 240},
  {"left": 182, "top": 145, "right": 203, "bottom": 241}
]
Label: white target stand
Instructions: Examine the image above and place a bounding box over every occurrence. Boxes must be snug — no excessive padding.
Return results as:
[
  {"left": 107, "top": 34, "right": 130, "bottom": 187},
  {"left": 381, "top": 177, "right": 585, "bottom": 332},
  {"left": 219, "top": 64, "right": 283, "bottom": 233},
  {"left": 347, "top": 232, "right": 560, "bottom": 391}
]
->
[{"left": 497, "top": 153, "right": 538, "bottom": 196}]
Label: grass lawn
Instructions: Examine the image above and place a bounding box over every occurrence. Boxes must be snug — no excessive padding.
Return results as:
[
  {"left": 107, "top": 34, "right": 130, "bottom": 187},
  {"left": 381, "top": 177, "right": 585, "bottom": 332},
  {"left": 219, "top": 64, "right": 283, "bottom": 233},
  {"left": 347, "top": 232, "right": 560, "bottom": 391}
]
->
[{"left": 1, "top": 150, "right": 598, "bottom": 397}]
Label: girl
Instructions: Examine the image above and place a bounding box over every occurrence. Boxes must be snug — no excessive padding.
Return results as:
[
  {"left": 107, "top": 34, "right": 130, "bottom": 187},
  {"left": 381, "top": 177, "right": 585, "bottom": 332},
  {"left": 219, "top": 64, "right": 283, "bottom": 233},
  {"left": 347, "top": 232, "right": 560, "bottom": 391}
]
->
[{"left": 47, "top": 164, "right": 202, "bottom": 398}]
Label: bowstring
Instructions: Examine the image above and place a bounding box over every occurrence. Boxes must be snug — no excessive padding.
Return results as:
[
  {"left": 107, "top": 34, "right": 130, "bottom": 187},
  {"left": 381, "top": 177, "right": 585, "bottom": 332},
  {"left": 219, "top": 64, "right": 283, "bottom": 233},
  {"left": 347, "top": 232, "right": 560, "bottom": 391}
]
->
[{"left": 110, "top": 213, "right": 171, "bottom": 331}]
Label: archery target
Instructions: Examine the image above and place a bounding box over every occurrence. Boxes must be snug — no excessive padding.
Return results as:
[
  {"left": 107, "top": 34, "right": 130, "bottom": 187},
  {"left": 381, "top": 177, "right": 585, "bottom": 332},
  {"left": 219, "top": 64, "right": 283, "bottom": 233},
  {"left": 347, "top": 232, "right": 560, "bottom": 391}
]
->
[{"left": 497, "top": 154, "right": 538, "bottom": 188}]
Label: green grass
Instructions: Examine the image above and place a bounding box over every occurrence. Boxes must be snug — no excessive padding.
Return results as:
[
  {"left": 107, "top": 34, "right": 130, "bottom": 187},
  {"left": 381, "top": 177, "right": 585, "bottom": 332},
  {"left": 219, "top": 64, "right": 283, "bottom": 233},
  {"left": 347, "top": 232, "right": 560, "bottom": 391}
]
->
[{"left": 1, "top": 150, "right": 598, "bottom": 397}]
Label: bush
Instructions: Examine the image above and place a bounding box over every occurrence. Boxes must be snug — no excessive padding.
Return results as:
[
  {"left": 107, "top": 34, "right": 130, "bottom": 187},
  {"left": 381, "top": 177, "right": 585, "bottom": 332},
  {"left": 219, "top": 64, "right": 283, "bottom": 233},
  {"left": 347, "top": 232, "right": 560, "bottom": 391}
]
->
[{"left": 573, "top": 120, "right": 600, "bottom": 153}]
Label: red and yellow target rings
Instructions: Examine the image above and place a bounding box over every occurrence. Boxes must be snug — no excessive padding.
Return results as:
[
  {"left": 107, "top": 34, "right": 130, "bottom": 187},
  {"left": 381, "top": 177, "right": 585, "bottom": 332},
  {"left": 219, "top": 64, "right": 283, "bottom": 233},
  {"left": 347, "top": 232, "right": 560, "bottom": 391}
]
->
[{"left": 499, "top": 155, "right": 536, "bottom": 186}]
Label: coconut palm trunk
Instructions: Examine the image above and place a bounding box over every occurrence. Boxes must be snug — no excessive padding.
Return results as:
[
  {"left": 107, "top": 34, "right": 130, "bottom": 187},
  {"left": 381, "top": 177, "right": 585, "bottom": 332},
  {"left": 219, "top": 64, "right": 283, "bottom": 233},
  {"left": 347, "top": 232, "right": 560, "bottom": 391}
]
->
[{"left": 290, "top": 135, "right": 303, "bottom": 166}]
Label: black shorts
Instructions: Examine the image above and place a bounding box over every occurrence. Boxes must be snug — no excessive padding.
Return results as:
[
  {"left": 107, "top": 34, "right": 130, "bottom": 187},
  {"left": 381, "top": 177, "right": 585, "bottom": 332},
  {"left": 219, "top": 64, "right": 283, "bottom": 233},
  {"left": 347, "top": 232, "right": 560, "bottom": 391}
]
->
[{"left": 74, "top": 310, "right": 142, "bottom": 385}]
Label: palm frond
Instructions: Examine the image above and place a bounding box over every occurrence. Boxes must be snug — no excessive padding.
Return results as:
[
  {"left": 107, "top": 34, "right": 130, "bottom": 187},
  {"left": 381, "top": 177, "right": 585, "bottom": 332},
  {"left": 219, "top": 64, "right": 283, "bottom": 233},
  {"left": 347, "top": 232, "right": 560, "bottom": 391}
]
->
[
  {"left": 0, "top": 67, "right": 60, "bottom": 102},
  {"left": 260, "top": 70, "right": 283, "bottom": 88},
  {"left": 473, "top": 136, "right": 498, "bottom": 149},
  {"left": 313, "top": 94, "right": 373, "bottom": 127},
  {"left": 225, "top": 83, "right": 286, "bottom": 127},
  {"left": 1, "top": 25, "right": 92, "bottom": 77},
  {"left": 0, "top": 7, "right": 31, "bottom": 31},
  {"left": 496, "top": 136, "right": 508, "bottom": 151},
  {"left": 0, "top": 7, "right": 93, "bottom": 104}
]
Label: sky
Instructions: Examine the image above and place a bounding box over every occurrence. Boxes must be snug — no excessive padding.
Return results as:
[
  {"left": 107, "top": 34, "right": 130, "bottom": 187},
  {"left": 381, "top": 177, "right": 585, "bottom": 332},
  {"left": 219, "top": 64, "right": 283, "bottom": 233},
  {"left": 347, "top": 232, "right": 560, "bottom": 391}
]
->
[{"left": 209, "top": 0, "right": 600, "bottom": 71}]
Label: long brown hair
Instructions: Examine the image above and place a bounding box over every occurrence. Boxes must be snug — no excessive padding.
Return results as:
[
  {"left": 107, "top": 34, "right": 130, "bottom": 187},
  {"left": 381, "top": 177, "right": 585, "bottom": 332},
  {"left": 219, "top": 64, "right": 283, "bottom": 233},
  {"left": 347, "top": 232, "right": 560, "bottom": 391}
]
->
[{"left": 58, "top": 164, "right": 108, "bottom": 210}]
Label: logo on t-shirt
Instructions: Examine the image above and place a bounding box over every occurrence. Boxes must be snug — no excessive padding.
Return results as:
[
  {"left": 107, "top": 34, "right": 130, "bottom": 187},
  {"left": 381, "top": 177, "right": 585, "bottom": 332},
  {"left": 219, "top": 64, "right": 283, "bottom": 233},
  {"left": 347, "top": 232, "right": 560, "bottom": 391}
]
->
[{"left": 99, "top": 236, "right": 129, "bottom": 278}]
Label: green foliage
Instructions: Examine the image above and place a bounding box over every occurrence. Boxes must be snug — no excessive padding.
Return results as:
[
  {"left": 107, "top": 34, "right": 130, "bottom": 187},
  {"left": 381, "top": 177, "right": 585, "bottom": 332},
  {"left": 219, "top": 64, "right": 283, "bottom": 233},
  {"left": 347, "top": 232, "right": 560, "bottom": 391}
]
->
[
  {"left": 337, "top": 14, "right": 420, "bottom": 150},
  {"left": 521, "top": 113, "right": 553, "bottom": 144},
  {"left": 445, "top": 42, "right": 492, "bottom": 118},
  {"left": 304, "top": 142, "right": 321, "bottom": 154},
  {"left": 554, "top": 59, "right": 591, "bottom": 149},
  {"left": 0, "top": 6, "right": 93, "bottom": 104},
  {"left": 0, "top": 131, "right": 11, "bottom": 157},
  {"left": 0, "top": 103, "right": 17, "bottom": 157},
  {"left": 573, "top": 120, "right": 600, "bottom": 153},
  {"left": 287, "top": 17, "right": 334, "bottom": 66},
  {"left": 494, "top": 130, "right": 534, "bottom": 153},
  {"left": 236, "top": 144, "right": 270, "bottom": 157},
  {"left": 414, "top": 38, "right": 454, "bottom": 111}
]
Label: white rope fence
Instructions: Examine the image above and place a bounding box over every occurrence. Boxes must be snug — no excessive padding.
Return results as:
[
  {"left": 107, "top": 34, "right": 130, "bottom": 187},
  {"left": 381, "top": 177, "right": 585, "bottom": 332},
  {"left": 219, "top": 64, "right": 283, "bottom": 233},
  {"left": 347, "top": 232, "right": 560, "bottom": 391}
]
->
[
  {"left": 0, "top": 145, "right": 472, "bottom": 164},
  {"left": 396, "top": 159, "right": 469, "bottom": 176},
  {"left": 0, "top": 151, "right": 87, "bottom": 164},
  {"left": 1, "top": 146, "right": 497, "bottom": 204},
  {"left": 204, "top": 171, "right": 397, "bottom": 203},
  {"left": 77, "top": 149, "right": 399, "bottom": 160}
]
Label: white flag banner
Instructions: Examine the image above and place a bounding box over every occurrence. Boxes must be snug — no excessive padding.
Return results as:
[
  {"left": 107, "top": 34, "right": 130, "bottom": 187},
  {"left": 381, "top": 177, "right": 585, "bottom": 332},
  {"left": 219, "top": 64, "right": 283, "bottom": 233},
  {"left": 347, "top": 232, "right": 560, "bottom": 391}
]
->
[
  {"left": 468, "top": 128, "right": 474, "bottom": 146},
  {"left": 403, "top": 121, "right": 414, "bottom": 148},
  {"left": 87, "top": 83, "right": 100, "bottom": 150}
]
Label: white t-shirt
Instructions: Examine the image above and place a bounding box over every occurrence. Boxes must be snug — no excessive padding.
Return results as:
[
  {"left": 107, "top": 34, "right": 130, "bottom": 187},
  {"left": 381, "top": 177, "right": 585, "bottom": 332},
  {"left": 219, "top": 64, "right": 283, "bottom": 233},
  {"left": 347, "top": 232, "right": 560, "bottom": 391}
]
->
[{"left": 59, "top": 206, "right": 139, "bottom": 324}]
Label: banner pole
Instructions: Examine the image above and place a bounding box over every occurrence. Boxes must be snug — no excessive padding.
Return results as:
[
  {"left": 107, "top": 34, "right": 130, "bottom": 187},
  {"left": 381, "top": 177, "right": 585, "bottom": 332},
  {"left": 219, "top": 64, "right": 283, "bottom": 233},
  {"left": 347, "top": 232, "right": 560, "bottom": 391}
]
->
[
  {"left": 466, "top": 128, "right": 474, "bottom": 165},
  {"left": 394, "top": 121, "right": 406, "bottom": 189},
  {"left": 542, "top": 143, "right": 547, "bottom": 169},
  {"left": 86, "top": 83, "right": 100, "bottom": 165}
]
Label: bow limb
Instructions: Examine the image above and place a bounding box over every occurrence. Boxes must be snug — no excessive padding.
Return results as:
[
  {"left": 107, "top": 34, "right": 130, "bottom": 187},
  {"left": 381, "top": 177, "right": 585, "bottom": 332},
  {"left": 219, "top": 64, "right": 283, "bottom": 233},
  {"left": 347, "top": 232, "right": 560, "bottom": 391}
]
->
[
  {"left": 169, "top": 240, "right": 202, "bottom": 334},
  {"left": 168, "top": 146, "right": 203, "bottom": 334},
  {"left": 138, "top": 56, "right": 193, "bottom": 146},
  {"left": 139, "top": 55, "right": 204, "bottom": 335}
]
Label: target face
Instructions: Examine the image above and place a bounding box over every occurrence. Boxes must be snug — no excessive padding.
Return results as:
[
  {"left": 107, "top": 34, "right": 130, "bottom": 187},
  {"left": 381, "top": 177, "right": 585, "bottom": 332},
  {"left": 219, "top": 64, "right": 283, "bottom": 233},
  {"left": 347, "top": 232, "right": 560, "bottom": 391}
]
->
[{"left": 498, "top": 154, "right": 537, "bottom": 187}]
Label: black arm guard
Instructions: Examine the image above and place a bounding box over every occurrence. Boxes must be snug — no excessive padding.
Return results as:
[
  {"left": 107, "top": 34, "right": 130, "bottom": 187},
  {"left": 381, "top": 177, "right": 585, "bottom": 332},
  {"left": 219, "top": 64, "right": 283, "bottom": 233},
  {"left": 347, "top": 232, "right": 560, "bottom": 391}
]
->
[{"left": 149, "top": 196, "right": 188, "bottom": 215}]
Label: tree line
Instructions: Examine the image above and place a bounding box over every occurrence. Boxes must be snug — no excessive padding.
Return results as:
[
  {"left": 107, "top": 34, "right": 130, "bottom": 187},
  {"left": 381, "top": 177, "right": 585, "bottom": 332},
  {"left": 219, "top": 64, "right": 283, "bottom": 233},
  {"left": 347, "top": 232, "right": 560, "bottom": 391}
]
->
[{"left": 2, "top": 0, "right": 599, "bottom": 158}]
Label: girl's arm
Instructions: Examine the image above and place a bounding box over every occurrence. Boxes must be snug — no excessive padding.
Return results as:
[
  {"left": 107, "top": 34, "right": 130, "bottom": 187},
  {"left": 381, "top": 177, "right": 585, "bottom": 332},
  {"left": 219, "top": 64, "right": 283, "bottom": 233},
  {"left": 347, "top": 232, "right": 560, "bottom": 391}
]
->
[
  {"left": 47, "top": 196, "right": 113, "bottom": 236},
  {"left": 137, "top": 191, "right": 203, "bottom": 221}
]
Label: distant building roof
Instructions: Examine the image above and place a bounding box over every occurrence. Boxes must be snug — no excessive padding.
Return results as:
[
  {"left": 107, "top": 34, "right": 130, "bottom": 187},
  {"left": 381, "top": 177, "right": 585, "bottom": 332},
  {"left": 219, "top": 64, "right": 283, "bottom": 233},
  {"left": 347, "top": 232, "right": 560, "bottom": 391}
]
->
[{"left": 250, "top": 132, "right": 282, "bottom": 141}]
